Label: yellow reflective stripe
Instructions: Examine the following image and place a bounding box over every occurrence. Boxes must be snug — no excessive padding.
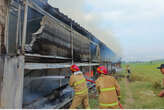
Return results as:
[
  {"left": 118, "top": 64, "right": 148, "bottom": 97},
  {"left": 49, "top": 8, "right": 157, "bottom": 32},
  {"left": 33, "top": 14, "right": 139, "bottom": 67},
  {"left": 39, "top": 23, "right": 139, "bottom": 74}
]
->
[
  {"left": 74, "top": 78, "right": 86, "bottom": 86},
  {"left": 75, "top": 88, "right": 88, "bottom": 95},
  {"left": 100, "top": 87, "right": 115, "bottom": 92},
  {"left": 100, "top": 102, "right": 118, "bottom": 107}
]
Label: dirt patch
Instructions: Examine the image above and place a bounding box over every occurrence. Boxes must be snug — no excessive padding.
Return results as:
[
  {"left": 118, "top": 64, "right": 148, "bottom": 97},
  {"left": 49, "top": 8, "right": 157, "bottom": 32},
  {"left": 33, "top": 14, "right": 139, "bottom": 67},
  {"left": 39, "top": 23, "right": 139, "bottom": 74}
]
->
[{"left": 124, "top": 78, "right": 135, "bottom": 108}]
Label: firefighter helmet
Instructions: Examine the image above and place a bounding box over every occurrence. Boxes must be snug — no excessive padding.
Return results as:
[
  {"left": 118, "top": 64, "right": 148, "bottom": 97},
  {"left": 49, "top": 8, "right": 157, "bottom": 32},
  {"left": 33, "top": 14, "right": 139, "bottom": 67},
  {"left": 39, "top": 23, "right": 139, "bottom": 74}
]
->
[
  {"left": 70, "top": 65, "right": 80, "bottom": 72},
  {"left": 97, "top": 66, "right": 108, "bottom": 74}
]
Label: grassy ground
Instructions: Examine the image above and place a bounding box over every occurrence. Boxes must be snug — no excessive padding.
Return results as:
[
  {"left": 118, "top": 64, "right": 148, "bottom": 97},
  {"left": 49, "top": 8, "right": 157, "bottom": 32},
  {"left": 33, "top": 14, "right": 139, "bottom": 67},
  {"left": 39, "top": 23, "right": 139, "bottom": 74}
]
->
[
  {"left": 89, "top": 61, "right": 164, "bottom": 109},
  {"left": 120, "top": 61, "right": 164, "bottom": 109}
]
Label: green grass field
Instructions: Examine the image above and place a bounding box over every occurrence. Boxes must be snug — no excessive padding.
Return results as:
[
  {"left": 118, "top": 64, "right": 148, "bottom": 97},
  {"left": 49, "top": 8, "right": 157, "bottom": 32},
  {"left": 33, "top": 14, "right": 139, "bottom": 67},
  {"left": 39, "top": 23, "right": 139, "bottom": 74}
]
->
[
  {"left": 89, "top": 61, "right": 164, "bottom": 109},
  {"left": 120, "top": 61, "right": 164, "bottom": 109}
]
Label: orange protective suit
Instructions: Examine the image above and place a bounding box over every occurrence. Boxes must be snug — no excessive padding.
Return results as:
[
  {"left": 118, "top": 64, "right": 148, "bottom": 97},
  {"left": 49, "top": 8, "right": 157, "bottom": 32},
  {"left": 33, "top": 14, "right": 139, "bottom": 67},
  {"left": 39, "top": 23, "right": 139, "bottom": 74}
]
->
[
  {"left": 96, "top": 74, "right": 120, "bottom": 109},
  {"left": 69, "top": 71, "right": 90, "bottom": 109}
]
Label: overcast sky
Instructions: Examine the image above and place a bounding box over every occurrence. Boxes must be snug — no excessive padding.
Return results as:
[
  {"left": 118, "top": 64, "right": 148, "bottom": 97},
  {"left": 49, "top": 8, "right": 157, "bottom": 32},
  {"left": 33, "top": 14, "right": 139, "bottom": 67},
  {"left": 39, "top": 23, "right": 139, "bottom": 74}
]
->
[{"left": 48, "top": 0, "right": 164, "bottom": 61}]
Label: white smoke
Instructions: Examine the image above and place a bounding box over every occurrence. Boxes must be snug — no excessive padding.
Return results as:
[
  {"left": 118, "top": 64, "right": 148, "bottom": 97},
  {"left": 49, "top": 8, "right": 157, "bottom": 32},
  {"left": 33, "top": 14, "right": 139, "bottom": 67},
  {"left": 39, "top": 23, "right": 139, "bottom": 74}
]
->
[{"left": 48, "top": 0, "right": 122, "bottom": 56}]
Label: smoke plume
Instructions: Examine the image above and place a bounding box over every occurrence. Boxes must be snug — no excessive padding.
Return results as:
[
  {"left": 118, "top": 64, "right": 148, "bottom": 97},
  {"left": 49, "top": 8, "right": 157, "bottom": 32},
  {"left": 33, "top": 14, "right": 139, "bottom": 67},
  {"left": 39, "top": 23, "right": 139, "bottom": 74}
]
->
[{"left": 48, "top": 0, "right": 122, "bottom": 56}]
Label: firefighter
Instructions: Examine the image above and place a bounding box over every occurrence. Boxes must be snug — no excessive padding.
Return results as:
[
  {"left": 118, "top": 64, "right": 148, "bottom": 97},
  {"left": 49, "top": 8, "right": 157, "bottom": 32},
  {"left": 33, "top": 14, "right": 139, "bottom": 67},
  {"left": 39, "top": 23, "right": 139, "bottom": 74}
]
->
[
  {"left": 95, "top": 66, "right": 121, "bottom": 109},
  {"left": 69, "top": 65, "right": 90, "bottom": 109},
  {"left": 157, "top": 64, "right": 164, "bottom": 97}
]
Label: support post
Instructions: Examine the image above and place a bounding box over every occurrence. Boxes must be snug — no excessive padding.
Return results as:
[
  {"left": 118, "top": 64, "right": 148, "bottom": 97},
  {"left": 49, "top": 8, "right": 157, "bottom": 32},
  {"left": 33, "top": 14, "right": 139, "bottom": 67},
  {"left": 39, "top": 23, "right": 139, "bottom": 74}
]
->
[
  {"left": 22, "top": 0, "right": 28, "bottom": 53},
  {"left": 16, "top": 3, "right": 21, "bottom": 54},
  {"left": 0, "top": 56, "right": 24, "bottom": 108},
  {"left": 70, "top": 23, "right": 74, "bottom": 64},
  {"left": 0, "top": 56, "right": 5, "bottom": 108}
]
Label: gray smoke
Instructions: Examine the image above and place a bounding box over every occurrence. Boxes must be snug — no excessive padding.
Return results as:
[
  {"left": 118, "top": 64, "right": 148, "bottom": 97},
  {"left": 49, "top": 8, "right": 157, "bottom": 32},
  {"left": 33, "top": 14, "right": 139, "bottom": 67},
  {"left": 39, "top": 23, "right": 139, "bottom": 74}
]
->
[{"left": 48, "top": 0, "right": 122, "bottom": 56}]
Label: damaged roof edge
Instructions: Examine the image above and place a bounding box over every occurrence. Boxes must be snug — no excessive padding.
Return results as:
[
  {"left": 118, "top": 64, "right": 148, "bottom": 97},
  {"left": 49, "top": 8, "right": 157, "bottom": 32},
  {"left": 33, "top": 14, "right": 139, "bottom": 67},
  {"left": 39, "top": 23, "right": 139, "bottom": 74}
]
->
[
  {"left": 27, "top": 0, "right": 121, "bottom": 61},
  {"left": 30, "top": 0, "right": 103, "bottom": 43}
]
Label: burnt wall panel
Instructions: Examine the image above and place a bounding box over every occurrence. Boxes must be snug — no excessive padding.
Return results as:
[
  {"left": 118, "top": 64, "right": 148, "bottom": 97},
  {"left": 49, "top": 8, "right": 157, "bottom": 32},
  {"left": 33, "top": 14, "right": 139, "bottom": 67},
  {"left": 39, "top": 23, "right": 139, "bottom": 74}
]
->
[
  {"left": 23, "top": 68, "right": 71, "bottom": 106},
  {"left": 7, "top": 7, "right": 18, "bottom": 55},
  {"left": 0, "top": 0, "right": 8, "bottom": 55},
  {"left": 25, "top": 10, "right": 91, "bottom": 62}
]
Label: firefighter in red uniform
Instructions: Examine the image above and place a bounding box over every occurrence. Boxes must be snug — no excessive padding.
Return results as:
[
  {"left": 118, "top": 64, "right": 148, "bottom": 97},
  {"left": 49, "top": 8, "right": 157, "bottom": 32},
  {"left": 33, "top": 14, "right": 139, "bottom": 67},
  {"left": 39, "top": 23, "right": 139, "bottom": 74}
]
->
[
  {"left": 69, "top": 65, "right": 90, "bottom": 109},
  {"left": 96, "top": 66, "right": 121, "bottom": 109}
]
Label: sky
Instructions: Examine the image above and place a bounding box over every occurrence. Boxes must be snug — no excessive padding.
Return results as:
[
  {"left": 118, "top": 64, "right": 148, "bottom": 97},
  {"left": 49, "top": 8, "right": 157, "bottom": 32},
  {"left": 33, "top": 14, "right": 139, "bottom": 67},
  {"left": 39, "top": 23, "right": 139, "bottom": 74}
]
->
[{"left": 48, "top": 0, "right": 164, "bottom": 61}]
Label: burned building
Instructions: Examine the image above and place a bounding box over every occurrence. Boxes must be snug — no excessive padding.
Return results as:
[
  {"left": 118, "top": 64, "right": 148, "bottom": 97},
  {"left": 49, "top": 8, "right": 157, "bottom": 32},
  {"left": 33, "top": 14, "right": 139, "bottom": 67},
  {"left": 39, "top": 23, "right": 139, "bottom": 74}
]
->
[{"left": 0, "top": 0, "right": 121, "bottom": 109}]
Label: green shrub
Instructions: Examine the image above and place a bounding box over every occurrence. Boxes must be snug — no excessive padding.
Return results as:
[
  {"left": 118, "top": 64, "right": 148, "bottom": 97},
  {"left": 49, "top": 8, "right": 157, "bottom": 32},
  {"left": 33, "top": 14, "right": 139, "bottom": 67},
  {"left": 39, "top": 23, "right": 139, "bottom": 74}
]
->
[
  {"left": 130, "top": 74, "right": 144, "bottom": 82},
  {"left": 152, "top": 81, "right": 161, "bottom": 89},
  {"left": 130, "top": 73, "right": 154, "bottom": 82}
]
